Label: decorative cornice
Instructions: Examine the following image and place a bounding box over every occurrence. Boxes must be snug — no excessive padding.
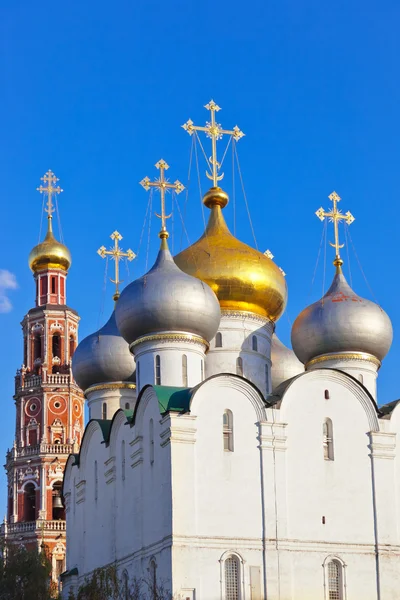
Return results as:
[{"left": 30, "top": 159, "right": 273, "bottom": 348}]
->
[
  {"left": 85, "top": 382, "right": 136, "bottom": 396},
  {"left": 306, "top": 352, "right": 381, "bottom": 370},
  {"left": 130, "top": 332, "right": 209, "bottom": 351},
  {"left": 221, "top": 310, "right": 273, "bottom": 327}
]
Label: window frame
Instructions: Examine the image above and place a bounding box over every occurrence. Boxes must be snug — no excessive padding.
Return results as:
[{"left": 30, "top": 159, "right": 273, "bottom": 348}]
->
[
  {"left": 223, "top": 410, "right": 234, "bottom": 452},
  {"left": 155, "top": 355, "right": 161, "bottom": 385},
  {"left": 323, "top": 556, "right": 346, "bottom": 600}
]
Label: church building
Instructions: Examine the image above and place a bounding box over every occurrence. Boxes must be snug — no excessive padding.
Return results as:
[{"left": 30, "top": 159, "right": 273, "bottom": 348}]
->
[
  {"left": 62, "top": 102, "right": 400, "bottom": 600},
  {"left": 1, "top": 171, "right": 85, "bottom": 585}
]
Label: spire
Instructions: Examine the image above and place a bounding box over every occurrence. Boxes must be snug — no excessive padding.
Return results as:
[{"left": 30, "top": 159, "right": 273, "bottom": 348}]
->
[
  {"left": 36, "top": 170, "right": 63, "bottom": 237},
  {"left": 97, "top": 231, "right": 136, "bottom": 303},
  {"left": 315, "top": 191, "right": 355, "bottom": 272},
  {"left": 182, "top": 100, "right": 244, "bottom": 205},
  {"left": 140, "top": 159, "right": 184, "bottom": 240}
]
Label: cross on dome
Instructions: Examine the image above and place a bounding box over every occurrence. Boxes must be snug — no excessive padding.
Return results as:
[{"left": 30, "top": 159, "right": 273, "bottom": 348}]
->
[
  {"left": 140, "top": 159, "right": 185, "bottom": 239},
  {"left": 36, "top": 170, "right": 63, "bottom": 218},
  {"left": 315, "top": 191, "right": 355, "bottom": 268},
  {"left": 97, "top": 231, "right": 136, "bottom": 302},
  {"left": 182, "top": 100, "right": 245, "bottom": 188}
]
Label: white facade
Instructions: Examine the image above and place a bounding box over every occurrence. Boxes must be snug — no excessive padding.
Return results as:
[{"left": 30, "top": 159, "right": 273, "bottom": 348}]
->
[{"left": 62, "top": 366, "right": 400, "bottom": 599}]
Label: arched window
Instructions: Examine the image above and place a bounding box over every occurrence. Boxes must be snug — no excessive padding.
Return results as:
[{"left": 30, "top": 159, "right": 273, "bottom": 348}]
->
[
  {"left": 123, "top": 570, "right": 129, "bottom": 600},
  {"left": 125, "top": 402, "right": 130, "bottom": 410},
  {"left": 51, "top": 276, "right": 57, "bottom": 295},
  {"left": 225, "top": 555, "right": 240, "bottom": 600},
  {"left": 33, "top": 335, "right": 42, "bottom": 361},
  {"left": 155, "top": 355, "right": 161, "bottom": 385},
  {"left": 358, "top": 373, "right": 364, "bottom": 384},
  {"left": 215, "top": 332, "right": 223, "bottom": 348},
  {"left": 327, "top": 560, "right": 343, "bottom": 600},
  {"left": 223, "top": 410, "right": 234, "bottom": 452},
  {"left": 182, "top": 354, "right": 188, "bottom": 387},
  {"left": 323, "top": 418, "right": 334, "bottom": 461},
  {"left": 94, "top": 460, "right": 98, "bottom": 502},
  {"left": 24, "top": 483, "right": 36, "bottom": 521},
  {"left": 102, "top": 403, "right": 107, "bottom": 420},
  {"left": 149, "top": 419, "right": 154, "bottom": 465},
  {"left": 236, "top": 357, "right": 243, "bottom": 377},
  {"left": 149, "top": 560, "right": 157, "bottom": 600},
  {"left": 69, "top": 336, "right": 75, "bottom": 359},
  {"left": 121, "top": 440, "right": 126, "bottom": 481},
  {"left": 52, "top": 481, "right": 65, "bottom": 520},
  {"left": 252, "top": 335, "right": 258, "bottom": 352},
  {"left": 52, "top": 334, "right": 61, "bottom": 359},
  {"left": 324, "top": 389, "right": 330, "bottom": 400}
]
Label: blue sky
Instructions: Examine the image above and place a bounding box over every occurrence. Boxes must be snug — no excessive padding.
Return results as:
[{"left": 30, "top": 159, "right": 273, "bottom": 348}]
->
[{"left": 1, "top": 0, "right": 399, "bottom": 515}]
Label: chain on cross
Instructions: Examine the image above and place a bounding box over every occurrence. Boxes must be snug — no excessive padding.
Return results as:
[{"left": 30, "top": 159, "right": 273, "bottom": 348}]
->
[
  {"left": 315, "top": 191, "right": 355, "bottom": 267},
  {"left": 36, "top": 170, "right": 63, "bottom": 218},
  {"left": 140, "top": 159, "right": 185, "bottom": 239},
  {"left": 97, "top": 231, "right": 136, "bottom": 301},
  {"left": 182, "top": 100, "right": 245, "bottom": 188}
]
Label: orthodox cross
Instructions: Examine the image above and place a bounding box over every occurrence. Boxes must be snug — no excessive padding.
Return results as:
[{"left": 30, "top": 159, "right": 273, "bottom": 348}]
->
[
  {"left": 316, "top": 191, "right": 355, "bottom": 267},
  {"left": 140, "top": 159, "right": 185, "bottom": 239},
  {"left": 182, "top": 100, "right": 245, "bottom": 187},
  {"left": 97, "top": 231, "right": 136, "bottom": 301},
  {"left": 36, "top": 170, "right": 63, "bottom": 218}
]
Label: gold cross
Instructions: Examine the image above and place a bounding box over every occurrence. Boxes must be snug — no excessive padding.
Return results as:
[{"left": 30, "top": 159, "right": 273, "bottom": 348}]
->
[
  {"left": 140, "top": 159, "right": 185, "bottom": 239},
  {"left": 316, "top": 191, "right": 355, "bottom": 267},
  {"left": 36, "top": 170, "right": 63, "bottom": 218},
  {"left": 97, "top": 231, "right": 136, "bottom": 301},
  {"left": 182, "top": 100, "right": 245, "bottom": 188}
]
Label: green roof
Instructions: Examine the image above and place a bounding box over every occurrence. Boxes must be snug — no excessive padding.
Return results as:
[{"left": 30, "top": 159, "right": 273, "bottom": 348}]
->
[
  {"left": 93, "top": 419, "right": 113, "bottom": 442},
  {"left": 152, "top": 386, "right": 192, "bottom": 414}
]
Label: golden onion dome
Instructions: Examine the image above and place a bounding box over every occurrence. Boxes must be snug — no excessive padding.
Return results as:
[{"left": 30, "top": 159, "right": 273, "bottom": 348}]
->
[
  {"left": 174, "top": 187, "right": 287, "bottom": 321},
  {"left": 28, "top": 218, "right": 71, "bottom": 273}
]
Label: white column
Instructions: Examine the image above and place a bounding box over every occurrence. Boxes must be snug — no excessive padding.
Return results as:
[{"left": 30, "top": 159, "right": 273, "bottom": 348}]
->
[{"left": 39, "top": 465, "right": 47, "bottom": 520}]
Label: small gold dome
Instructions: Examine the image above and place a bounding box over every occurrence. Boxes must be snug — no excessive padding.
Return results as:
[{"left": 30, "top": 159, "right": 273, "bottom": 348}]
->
[
  {"left": 29, "top": 219, "right": 71, "bottom": 273},
  {"left": 174, "top": 188, "right": 287, "bottom": 321}
]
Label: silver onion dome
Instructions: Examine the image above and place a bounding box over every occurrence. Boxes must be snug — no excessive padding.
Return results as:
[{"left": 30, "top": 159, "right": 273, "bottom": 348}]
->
[
  {"left": 115, "top": 238, "right": 221, "bottom": 346},
  {"left": 72, "top": 310, "right": 136, "bottom": 392},
  {"left": 271, "top": 334, "right": 304, "bottom": 392},
  {"left": 291, "top": 268, "right": 393, "bottom": 365}
]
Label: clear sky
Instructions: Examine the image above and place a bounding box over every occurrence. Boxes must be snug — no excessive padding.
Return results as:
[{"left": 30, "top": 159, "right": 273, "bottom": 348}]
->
[{"left": 1, "top": 0, "right": 399, "bottom": 516}]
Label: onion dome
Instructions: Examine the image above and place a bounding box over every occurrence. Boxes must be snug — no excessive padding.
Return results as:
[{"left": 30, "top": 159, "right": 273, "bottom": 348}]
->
[
  {"left": 72, "top": 311, "right": 136, "bottom": 392},
  {"left": 291, "top": 267, "right": 393, "bottom": 367},
  {"left": 29, "top": 217, "right": 71, "bottom": 273},
  {"left": 174, "top": 187, "right": 287, "bottom": 321},
  {"left": 115, "top": 237, "right": 221, "bottom": 346},
  {"left": 271, "top": 334, "right": 304, "bottom": 392}
]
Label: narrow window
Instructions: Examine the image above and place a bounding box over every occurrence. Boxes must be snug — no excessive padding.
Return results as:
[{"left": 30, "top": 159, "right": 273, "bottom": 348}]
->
[
  {"left": 137, "top": 361, "right": 140, "bottom": 391},
  {"left": 102, "top": 403, "right": 107, "bottom": 420},
  {"left": 236, "top": 357, "right": 243, "bottom": 377},
  {"left": 51, "top": 276, "right": 56, "bottom": 294},
  {"left": 252, "top": 335, "right": 258, "bottom": 352},
  {"left": 52, "top": 481, "right": 65, "bottom": 520},
  {"left": 94, "top": 460, "right": 98, "bottom": 502},
  {"left": 149, "top": 560, "right": 157, "bottom": 600},
  {"left": 201, "top": 360, "right": 204, "bottom": 381},
  {"left": 323, "top": 418, "right": 334, "bottom": 461},
  {"left": 327, "top": 560, "right": 343, "bottom": 600},
  {"left": 265, "top": 364, "right": 269, "bottom": 394},
  {"left": 182, "top": 354, "right": 188, "bottom": 387},
  {"left": 358, "top": 374, "right": 364, "bottom": 384},
  {"left": 215, "top": 332, "right": 222, "bottom": 348},
  {"left": 223, "top": 410, "right": 234, "bottom": 452},
  {"left": 69, "top": 336, "right": 75, "bottom": 358},
  {"left": 121, "top": 440, "right": 126, "bottom": 481},
  {"left": 149, "top": 419, "right": 154, "bottom": 465},
  {"left": 33, "top": 336, "right": 42, "bottom": 361},
  {"left": 24, "top": 483, "right": 36, "bottom": 521},
  {"left": 225, "top": 555, "right": 240, "bottom": 600},
  {"left": 125, "top": 402, "right": 130, "bottom": 410},
  {"left": 52, "top": 335, "right": 61, "bottom": 359},
  {"left": 123, "top": 571, "right": 129, "bottom": 600},
  {"left": 324, "top": 389, "right": 330, "bottom": 400},
  {"left": 155, "top": 355, "right": 161, "bottom": 385}
]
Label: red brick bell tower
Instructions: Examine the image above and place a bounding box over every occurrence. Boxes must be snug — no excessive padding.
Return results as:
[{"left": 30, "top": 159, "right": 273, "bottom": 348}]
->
[{"left": 1, "top": 171, "right": 84, "bottom": 585}]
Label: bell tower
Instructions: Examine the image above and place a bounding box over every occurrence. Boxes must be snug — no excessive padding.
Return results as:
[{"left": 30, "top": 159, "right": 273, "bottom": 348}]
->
[{"left": 1, "top": 171, "right": 84, "bottom": 587}]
